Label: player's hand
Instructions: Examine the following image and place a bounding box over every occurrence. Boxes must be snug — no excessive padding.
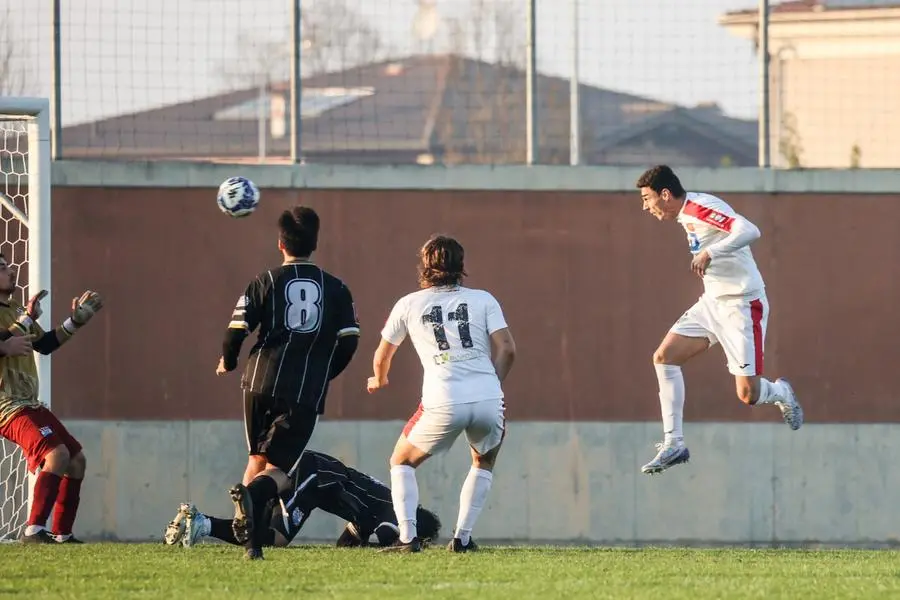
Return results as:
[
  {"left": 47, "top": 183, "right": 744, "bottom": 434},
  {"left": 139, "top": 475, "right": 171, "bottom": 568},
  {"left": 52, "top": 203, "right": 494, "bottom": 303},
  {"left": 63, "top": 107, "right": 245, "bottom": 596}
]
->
[
  {"left": 0, "top": 334, "right": 33, "bottom": 356},
  {"left": 216, "top": 357, "right": 229, "bottom": 376},
  {"left": 25, "top": 290, "right": 48, "bottom": 320},
  {"left": 691, "top": 250, "right": 711, "bottom": 278},
  {"left": 71, "top": 290, "right": 103, "bottom": 326},
  {"left": 367, "top": 375, "right": 388, "bottom": 394}
]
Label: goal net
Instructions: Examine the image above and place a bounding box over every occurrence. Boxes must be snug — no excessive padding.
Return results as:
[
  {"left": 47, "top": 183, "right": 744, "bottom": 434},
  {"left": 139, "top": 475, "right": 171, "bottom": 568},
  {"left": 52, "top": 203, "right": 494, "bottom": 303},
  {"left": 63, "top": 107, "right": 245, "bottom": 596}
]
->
[{"left": 0, "top": 98, "right": 52, "bottom": 542}]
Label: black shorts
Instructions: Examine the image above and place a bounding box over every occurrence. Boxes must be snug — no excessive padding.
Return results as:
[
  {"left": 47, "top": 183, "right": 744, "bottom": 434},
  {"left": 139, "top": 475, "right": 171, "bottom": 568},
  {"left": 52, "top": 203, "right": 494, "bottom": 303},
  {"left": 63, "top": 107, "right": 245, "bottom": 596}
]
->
[{"left": 243, "top": 391, "right": 318, "bottom": 474}]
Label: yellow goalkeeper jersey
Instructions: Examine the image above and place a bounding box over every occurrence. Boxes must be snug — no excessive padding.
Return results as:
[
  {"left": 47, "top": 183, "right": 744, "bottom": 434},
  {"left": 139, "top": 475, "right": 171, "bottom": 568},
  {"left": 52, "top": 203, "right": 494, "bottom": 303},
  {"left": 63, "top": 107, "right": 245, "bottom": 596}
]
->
[{"left": 0, "top": 299, "right": 45, "bottom": 427}]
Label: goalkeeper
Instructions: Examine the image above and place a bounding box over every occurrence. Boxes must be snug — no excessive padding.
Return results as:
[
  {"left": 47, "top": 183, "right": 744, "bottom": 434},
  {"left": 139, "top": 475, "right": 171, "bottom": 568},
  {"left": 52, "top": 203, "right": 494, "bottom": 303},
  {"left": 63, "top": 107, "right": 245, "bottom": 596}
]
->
[{"left": 0, "top": 255, "right": 103, "bottom": 544}]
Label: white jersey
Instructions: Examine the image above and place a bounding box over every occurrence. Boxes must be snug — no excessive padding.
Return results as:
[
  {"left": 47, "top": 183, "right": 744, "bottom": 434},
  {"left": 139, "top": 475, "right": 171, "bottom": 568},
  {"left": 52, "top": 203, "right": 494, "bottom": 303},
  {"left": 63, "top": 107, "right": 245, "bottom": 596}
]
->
[
  {"left": 677, "top": 192, "right": 765, "bottom": 299},
  {"left": 381, "top": 286, "right": 508, "bottom": 407}
]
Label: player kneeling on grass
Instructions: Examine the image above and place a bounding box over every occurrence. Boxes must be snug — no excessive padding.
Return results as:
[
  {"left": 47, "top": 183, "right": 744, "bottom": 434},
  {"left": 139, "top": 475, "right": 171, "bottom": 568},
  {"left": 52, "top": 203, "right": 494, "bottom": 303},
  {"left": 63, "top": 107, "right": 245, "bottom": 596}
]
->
[
  {"left": 636, "top": 165, "right": 802, "bottom": 475},
  {"left": 368, "top": 235, "right": 516, "bottom": 553},
  {"left": 0, "top": 255, "right": 103, "bottom": 543},
  {"left": 164, "top": 450, "right": 441, "bottom": 548}
]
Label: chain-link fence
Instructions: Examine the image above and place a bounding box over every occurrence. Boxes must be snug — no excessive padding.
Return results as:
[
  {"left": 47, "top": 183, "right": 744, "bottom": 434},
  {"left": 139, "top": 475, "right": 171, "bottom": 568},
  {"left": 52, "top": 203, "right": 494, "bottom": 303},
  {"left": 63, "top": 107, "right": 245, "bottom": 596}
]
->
[{"left": 3, "top": 0, "right": 898, "bottom": 168}]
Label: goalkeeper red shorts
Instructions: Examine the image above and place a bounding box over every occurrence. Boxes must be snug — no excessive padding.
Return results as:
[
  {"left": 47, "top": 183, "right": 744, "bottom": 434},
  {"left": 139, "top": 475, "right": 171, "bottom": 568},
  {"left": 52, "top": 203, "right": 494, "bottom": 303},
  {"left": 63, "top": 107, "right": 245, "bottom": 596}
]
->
[{"left": 0, "top": 406, "right": 82, "bottom": 473}]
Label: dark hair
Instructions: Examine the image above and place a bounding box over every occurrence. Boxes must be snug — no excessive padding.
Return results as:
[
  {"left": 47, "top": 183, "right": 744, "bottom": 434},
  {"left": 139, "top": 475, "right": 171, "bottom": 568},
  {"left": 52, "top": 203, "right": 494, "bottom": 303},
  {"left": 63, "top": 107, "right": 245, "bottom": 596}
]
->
[
  {"left": 418, "top": 235, "right": 466, "bottom": 288},
  {"left": 635, "top": 165, "right": 686, "bottom": 198},
  {"left": 278, "top": 206, "right": 319, "bottom": 258},
  {"left": 415, "top": 506, "right": 442, "bottom": 541}
]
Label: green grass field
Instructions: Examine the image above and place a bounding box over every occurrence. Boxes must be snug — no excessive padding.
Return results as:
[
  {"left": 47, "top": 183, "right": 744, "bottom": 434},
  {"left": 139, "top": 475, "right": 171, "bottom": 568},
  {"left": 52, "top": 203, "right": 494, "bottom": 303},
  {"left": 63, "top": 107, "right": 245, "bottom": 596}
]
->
[{"left": 1, "top": 544, "right": 899, "bottom": 599}]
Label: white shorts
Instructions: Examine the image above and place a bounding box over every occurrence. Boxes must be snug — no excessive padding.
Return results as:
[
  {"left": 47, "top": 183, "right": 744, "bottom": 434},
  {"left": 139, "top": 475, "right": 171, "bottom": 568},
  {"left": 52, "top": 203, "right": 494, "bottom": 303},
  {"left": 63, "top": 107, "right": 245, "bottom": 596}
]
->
[
  {"left": 402, "top": 399, "right": 506, "bottom": 456},
  {"left": 669, "top": 293, "right": 768, "bottom": 377}
]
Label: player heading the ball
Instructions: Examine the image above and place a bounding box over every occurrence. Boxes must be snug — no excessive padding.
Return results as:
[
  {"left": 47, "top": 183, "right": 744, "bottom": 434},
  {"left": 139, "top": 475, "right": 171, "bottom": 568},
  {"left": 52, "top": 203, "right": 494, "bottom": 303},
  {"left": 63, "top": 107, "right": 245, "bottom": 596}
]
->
[{"left": 636, "top": 165, "right": 802, "bottom": 476}]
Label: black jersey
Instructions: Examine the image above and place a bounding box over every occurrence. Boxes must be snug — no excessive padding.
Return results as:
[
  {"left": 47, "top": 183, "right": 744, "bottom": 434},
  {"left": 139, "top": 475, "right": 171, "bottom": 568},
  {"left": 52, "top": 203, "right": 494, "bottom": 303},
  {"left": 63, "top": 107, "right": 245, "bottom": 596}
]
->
[
  {"left": 228, "top": 261, "right": 359, "bottom": 413},
  {"left": 271, "top": 451, "right": 395, "bottom": 543}
]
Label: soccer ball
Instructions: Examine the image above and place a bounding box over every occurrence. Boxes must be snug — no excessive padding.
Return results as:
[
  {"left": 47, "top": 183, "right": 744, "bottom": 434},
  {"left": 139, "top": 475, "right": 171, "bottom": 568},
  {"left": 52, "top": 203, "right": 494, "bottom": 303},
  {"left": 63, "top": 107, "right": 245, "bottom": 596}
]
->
[{"left": 217, "top": 176, "right": 260, "bottom": 218}]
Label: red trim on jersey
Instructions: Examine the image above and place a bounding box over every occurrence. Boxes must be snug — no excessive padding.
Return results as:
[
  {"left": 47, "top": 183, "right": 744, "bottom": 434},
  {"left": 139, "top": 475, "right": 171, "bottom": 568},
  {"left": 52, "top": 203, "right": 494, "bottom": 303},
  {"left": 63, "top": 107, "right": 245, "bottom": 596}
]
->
[
  {"left": 683, "top": 200, "right": 734, "bottom": 232},
  {"left": 750, "top": 299, "right": 764, "bottom": 376},
  {"left": 402, "top": 403, "right": 424, "bottom": 437}
]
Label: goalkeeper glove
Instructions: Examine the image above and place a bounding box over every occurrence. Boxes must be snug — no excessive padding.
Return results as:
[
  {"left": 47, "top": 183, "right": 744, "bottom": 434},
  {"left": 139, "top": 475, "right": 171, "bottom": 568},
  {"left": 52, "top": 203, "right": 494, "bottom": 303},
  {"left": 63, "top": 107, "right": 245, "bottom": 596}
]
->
[{"left": 62, "top": 290, "right": 104, "bottom": 335}]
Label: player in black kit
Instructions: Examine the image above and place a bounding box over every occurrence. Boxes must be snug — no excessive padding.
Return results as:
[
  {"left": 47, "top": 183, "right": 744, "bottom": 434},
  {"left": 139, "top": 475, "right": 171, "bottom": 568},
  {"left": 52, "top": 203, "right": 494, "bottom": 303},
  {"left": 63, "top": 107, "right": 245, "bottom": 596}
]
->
[
  {"left": 216, "top": 206, "right": 360, "bottom": 560},
  {"left": 164, "top": 450, "right": 442, "bottom": 548}
]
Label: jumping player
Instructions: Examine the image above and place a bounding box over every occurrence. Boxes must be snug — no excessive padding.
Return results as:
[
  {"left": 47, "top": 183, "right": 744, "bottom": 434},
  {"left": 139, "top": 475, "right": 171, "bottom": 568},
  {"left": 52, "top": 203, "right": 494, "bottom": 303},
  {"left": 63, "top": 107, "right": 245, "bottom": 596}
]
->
[
  {"left": 164, "top": 450, "right": 441, "bottom": 548},
  {"left": 0, "top": 254, "right": 103, "bottom": 542},
  {"left": 636, "top": 165, "right": 802, "bottom": 475},
  {"left": 218, "top": 206, "right": 360, "bottom": 560},
  {"left": 368, "top": 235, "right": 516, "bottom": 553}
]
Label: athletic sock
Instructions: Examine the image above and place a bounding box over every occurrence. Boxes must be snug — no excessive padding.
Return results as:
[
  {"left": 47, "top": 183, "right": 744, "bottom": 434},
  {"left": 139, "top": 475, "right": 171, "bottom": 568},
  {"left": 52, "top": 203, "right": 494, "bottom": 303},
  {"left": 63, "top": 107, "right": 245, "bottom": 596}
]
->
[
  {"left": 390, "top": 465, "right": 418, "bottom": 543},
  {"left": 51, "top": 476, "right": 82, "bottom": 536},
  {"left": 755, "top": 378, "right": 786, "bottom": 405},
  {"left": 454, "top": 468, "right": 493, "bottom": 545},
  {"left": 245, "top": 475, "right": 278, "bottom": 548},
  {"left": 655, "top": 364, "right": 685, "bottom": 446},
  {"left": 26, "top": 472, "right": 62, "bottom": 532},
  {"left": 210, "top": 517, "right": 240, "bottom": 545}
]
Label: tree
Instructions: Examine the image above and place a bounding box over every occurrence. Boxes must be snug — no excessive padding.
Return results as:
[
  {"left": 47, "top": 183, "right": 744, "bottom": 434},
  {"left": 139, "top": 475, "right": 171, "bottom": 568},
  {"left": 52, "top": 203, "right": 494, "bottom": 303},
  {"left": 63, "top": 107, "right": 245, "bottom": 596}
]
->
[
  {"left": 0, "top": 9, "right": 28, "bottom": 96},
  {"left": 850, "top": 144, "right": 861, "bottom": 169},
  {"left": 435, "top": 0, "right": 588, "bottom": 165},
  {"left": 778, "top": 111, "right": 803, "bottom": 169},
  {"left": 220, "top": 0, "right": 389, "bottom": 88}
]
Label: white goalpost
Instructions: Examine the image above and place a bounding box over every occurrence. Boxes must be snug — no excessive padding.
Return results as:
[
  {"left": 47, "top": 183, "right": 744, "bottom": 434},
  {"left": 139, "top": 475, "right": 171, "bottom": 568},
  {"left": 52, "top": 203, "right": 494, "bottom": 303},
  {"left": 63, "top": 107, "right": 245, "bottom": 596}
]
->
[{"left": 0, "top": 97, "right": 52, "bottom": 542}]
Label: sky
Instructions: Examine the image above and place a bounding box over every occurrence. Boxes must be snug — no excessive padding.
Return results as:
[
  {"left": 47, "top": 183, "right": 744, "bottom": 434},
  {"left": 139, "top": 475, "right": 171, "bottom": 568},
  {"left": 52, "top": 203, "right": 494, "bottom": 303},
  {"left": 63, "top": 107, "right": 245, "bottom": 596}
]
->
[{"left": 4, "top": 0, "right": 761, "bottom": 127}]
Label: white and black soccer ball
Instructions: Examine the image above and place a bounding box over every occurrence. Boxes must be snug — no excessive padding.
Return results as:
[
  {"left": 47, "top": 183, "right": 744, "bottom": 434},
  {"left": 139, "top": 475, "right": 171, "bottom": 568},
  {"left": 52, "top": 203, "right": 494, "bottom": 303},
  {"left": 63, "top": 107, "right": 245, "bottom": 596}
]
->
[{"left": 217, "top": 176, "right": 260, "bottom": 218}]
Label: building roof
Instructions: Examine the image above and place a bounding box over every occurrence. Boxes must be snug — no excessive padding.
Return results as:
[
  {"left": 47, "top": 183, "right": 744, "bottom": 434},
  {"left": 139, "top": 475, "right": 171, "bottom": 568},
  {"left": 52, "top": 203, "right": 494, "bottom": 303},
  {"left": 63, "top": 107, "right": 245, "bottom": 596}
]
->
[
  {"left": 724, "top": 0, "right": 900, "bottom": 18},
  {"left": 61, "top": 54, "right": 757, "bottom": 166}
]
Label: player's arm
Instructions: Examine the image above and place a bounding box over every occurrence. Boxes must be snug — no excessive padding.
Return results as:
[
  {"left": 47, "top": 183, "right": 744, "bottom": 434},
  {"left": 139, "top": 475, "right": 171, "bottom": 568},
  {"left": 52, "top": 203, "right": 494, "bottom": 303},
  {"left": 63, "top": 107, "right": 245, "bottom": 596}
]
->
[
  {"left": 2, "top": 290, "right": 103, "bottom": 355},
  {"left": 220, "top": 278, "right": 265, "bottom": 372},
  {"left": 683, "top": 198, "right": 761, "bottom": 258},
  {"left": 704, "top": 214, "right": 760, "bottom": 259},
  {"left": 485, "top": 294, "right": 516, "bottom": 382},
  {"left": 0, "top": 289, "right": 49, "bottom": 341},
  {"left": 367, "top": 299, "right": 407, "bottom": 393},
  {"left": 328, "top": 284, "right": 361, "bottom": 381}
]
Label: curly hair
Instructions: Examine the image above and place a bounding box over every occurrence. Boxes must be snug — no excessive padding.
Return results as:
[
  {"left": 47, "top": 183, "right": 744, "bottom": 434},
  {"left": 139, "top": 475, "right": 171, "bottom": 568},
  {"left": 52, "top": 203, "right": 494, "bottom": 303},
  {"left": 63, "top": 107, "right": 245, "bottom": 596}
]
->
[
  {"left": 417, "top": 235, "right": 466, "bottom": 289},
  {"left": 415, "top": 506, "right": 442, "bottom": 541}
]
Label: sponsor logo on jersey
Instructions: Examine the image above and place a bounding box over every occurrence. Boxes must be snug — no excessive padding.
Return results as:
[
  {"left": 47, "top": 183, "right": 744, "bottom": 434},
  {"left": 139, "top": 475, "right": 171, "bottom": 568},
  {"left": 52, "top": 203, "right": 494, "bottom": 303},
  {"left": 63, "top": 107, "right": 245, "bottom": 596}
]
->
[
  {"left": 432, "top": 349, "right": 479, "bottom": 365},
  {"left": 39, "top": 426, "right": 53, "bottom": 438}
]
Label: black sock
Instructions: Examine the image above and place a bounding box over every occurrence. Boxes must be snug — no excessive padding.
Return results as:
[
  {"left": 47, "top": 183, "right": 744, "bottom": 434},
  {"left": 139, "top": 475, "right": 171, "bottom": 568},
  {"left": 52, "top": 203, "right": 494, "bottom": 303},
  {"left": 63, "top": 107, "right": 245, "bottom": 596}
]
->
[
  {"left": 209, "top": 517, "right": 241, "bottom": 545},
  {"left": 246, "top": 475, "right": 279, "bottom": 547}
]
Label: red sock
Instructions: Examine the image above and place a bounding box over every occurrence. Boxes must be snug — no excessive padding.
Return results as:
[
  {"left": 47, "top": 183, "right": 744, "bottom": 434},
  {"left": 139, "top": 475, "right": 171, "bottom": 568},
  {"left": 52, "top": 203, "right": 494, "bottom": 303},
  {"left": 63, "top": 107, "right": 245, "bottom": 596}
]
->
[
  {"left": 51, "top": 477, "right": 83, "bottom": 536},
  {"left": 26, "top": 472, "right": 62, "bottom": 528}
]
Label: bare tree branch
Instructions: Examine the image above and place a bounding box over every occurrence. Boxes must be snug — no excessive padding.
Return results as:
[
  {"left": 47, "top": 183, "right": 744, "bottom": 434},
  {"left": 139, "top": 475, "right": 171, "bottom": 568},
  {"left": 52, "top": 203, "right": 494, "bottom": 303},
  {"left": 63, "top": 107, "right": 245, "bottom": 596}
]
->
[
  {"left": 0, "top": 9, "right": 29, "bottom": 96},
  {"left": 219, "top": 0, "right": 390, "bottom": 88}
]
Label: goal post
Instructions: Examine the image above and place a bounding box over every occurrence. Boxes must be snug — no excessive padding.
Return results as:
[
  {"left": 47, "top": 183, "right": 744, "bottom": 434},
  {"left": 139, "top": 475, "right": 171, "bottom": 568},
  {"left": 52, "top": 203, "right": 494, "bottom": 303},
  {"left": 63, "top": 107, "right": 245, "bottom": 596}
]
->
[{"left": 0, "top": 97, "right": 52, "bottom": 541}]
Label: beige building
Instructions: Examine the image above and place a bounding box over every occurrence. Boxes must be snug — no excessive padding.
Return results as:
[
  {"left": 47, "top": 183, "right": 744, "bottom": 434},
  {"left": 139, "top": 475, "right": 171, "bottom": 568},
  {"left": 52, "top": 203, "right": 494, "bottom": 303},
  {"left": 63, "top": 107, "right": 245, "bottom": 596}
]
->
[{"left": 720, "top": 0, "right": 900, "bottom": 168}]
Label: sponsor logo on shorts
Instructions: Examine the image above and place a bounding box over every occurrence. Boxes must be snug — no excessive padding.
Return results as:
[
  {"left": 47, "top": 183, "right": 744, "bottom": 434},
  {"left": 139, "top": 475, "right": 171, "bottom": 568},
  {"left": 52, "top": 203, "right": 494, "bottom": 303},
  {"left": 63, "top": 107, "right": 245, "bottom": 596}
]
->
[
  {"left": 39, "top": 426, "right": 53, "bottom": 438},
  {"left": 291, "top": 508, "right": 304, "bottom": 526}
]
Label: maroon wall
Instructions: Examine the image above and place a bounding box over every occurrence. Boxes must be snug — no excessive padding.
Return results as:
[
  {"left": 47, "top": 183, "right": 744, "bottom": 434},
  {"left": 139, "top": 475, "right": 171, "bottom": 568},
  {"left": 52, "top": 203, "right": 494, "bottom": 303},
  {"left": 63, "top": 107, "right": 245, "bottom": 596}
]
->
[{"left": 47, "top": 187, "right": 900, "bottom": 423}]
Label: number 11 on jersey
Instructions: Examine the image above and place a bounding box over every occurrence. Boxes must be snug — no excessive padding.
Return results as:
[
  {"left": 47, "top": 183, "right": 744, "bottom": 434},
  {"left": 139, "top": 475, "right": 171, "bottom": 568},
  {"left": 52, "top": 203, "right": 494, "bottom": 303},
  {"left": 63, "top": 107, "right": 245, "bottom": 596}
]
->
[{"left": 422, "top": 304, "right": 473, "bottom": 350}]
